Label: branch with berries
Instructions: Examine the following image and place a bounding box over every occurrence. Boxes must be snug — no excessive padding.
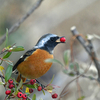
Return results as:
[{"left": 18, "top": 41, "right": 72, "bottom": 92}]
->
[{"left": 0, "top": 43, "right": 59, "bottom": 100}]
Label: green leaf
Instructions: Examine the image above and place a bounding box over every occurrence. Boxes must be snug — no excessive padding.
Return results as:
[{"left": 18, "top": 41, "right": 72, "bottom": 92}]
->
[
  {"left": 45, "top": 58, "right": 64, "bottom": 66},
  {"left": 11, "top": 46, "right": 24, "bottom": 52},
  {"left": 75, "top": 62, "right": 79, "bottom": 71},
  {"left": 33, "top": 84, "right": 38, "bottom": 89},
  {"left": 32, "top": 94, "right": 36, "bottom": 100},
  {"left": 13, "top": 79, "right": 17, "bottom": 94},
  {"left": 49, "top": 75, "right": 54, "bottom": 84},
  {"left": 5, "top": 28, "right": 8, "bottom": 46},
  {"left": 63, "top": 69, "right": 68, "bottom": 74},
  {"left": 3, "top": 52, "right": 12, "bottom": 59},
  {"left": 69, "top": 63, "right": 74, "bottom": 70},
  {"left": 69, "top": 62, "right": 79, "bottom": 72},
  {"left": 68, "top": 72, "right": 75, "bottom": 77},
  {"left": 77, "top": 96, "right": 85, "bottom": 100},
  {"left": 17, "top": 79, "right": 23, "bottom": 90},
  {"left": 0, "top": 82, "right": 5, "bottom": 85},
  {"left": 25, "top": 84, "right": 34, "bottom": 88},
  {"left": 63, "top": 50, "right": 70, "bottom": 65},
  {"left": 45, "top": 85, "right": 53, "bottom": 90},
  {"left": 25, "top": 84, "right": 37, "bottom": 89},
  {"left": 5, "top": 65, "right": 12, "bottom": 82},
  {"left": 42, "top": 89, "right": 45, "bottom": 95},
  {"left": 88, "top": 76, "right": 93, "bottom": 80}
]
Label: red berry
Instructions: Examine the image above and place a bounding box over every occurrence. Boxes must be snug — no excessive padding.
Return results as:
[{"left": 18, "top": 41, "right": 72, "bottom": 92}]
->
[
  {"left": 37, "top": 86, "right": 42, "bottom": 91},
  {"left": 22, "top": 94, "right": 27, "bottom": 99},
  {"left": 17, "top": 92, "right": 23, "bottom": 98},
  {"left": 30, "top": 79, "right": 36, "bottom": 85},
  {"left": 60, "top": 37, "right": 66, "bottom": 42},
  {"left": 8, "top": 79, "right": 13, "bottom": 84},
  {"left": 29, "top": 88, "right": 33, "bottom": 93},
  {"left": 52, "top": 93, "right": 58, "bottom": 99},
  {"left": 8, "top": 84, "right": 14, "bottom": 89},
  {"left": 5, "top": 90, "right": 11, "bottom": 95}
]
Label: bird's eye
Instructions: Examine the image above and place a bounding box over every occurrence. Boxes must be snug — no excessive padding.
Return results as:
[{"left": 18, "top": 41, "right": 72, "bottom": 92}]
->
[{"left": 50, "top": 38, "right": 54, "bottom": 41}]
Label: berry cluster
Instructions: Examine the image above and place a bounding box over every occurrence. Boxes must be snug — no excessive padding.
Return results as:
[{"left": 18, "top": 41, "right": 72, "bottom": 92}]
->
[
  {"left": 5, "top": 90, "right": 27, "bottom": 99},
  {"left": 8, "top": 79, "right": 14, "bottom": 89},
  {"left": 30, "top": 79, "right": 42, "bottom": 92},
  {"left": 17, "top": 92, "right": 27, "bottom": 99},
  {"left": 5, "top": 79, "right": 27, "bottom": 99},
  {"left": 29, "top": 79, "right": 58, "bottom": 99},
  {"left": 5, "top": 79, "right": 58, "bottom": 99},
  {"left": 5, "top": 79, "right": 14, "bottom": 95}
]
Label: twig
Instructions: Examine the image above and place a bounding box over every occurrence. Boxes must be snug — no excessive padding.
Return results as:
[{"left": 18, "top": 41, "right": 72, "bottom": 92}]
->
[
  {"left": 60, "top": 61, "right": 94, "bottom": 98},
  {"left": 0, "top": 0, "right": 43, "bottom": 45},
  {"left": 0, "top": 43, "right": 16, "bottom": 55},
  {"left": 70, "top": 26, "right": 100, "bottom": 81},
  {"left": 76, "top": 77, "right": 81, "bottom": 99}
]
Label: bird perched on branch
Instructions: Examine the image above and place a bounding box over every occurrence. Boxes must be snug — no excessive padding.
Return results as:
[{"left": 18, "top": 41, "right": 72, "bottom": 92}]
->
[{"left": 13, "top": 33, "right": 66, "bottom": 82}]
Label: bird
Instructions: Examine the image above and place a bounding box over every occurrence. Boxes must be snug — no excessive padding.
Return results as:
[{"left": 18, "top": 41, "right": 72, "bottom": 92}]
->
[{"left": 13, "top": 33, "right": 66, "bottom": 82}]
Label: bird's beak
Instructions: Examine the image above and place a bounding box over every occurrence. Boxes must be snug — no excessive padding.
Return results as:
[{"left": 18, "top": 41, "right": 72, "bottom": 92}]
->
[{"left": 56, "top": 36, "right": 66, "bottom": 43}]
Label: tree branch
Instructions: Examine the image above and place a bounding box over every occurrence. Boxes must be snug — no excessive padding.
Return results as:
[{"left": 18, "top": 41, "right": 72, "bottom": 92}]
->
[
  {"left": 0, "top": 0, "right": 43, "bottom": 45},
  {"left": 70, "top": 26, "right": 100, "bottom": 81}
]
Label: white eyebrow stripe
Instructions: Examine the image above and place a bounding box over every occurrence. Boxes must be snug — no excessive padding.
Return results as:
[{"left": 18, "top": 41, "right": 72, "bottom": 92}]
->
[{"left": 20, "top": 55, "right": 23, "bottom": 58}]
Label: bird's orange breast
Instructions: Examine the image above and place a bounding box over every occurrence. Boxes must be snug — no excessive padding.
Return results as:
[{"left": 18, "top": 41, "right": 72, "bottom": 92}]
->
[{"left": 17, "top": 49, "right": 53, "bottom": 79}]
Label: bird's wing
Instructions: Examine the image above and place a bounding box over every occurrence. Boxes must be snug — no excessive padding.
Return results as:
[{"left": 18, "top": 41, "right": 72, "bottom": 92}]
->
[{"left": 12, "top": 48, "right": 36, "bottom": 72}]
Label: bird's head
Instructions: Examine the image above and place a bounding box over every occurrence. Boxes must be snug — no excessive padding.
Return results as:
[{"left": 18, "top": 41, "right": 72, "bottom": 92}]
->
[{"left": 35, "top": 33, "right": 66, "bottom": 54}]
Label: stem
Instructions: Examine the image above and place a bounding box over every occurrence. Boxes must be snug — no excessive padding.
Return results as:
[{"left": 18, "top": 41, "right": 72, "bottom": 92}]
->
[
  {"left": 70, "top": 26, "right": 100, "bottom": 81},
  {"left": 0, "top": 0, "right": 43, "bottom": 45}
]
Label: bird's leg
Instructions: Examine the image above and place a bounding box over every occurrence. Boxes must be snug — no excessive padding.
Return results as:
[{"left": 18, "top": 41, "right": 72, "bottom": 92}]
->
[{"left": 16, "top": 74, "right": 26, "bottom": 83}]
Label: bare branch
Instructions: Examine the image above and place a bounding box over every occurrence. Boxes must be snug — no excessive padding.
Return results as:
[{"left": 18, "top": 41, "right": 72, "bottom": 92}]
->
[
  {"left": 0, "top": 0, "right": 43, "bottom": 45},
  {"left": 70, "top": 26, "right": 100, "bottom": 81}
]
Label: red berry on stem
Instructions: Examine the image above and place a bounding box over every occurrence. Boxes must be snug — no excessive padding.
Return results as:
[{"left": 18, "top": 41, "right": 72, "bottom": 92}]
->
[
  {"left": 29, "top": 88, "right": 33, "bottom": 93},
  {"left": 52, "top": 93, "right": 58, "bottom": 99},
  {"left": 8, "top": 79, "right": 13, "bottom": 84},
  {"left": 60, "top": 37, "right": 66, "bottom": 42},
  {"left": 8, "top": 84, "right": 14, "bottom": 89},
  {"left": 30, "top": 79, "right": 36, "bottom": 85},
  {"left": 5, "top": 90, "right": 11, "bottom": 95},
  {"left": 17, "top": 92, "right": 23, "bottom": 98},
  {"left": 22, "top": 94, "right": 27, "bottom": 99},
  {"left": 37, "top": 86, "right": 42, "bottom": 91}
]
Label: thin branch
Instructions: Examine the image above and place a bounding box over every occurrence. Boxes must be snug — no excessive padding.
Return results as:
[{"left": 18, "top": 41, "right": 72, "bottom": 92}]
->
[
  {"left": 0, "top": 0, "right": 43, "bottom": 45},
  {"left": 60, "top": 61, "right": 94, "bottom": 98},
  {"left": 0, "top": 43, "right": 16, "bottom": 55},
  {"left": 70, "top": 26, "right": 100, "bottom": 81}
]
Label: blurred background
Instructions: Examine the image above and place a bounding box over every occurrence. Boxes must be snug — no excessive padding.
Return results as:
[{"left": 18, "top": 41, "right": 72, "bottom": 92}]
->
[{"left": 0, "top": 0, "right": 100, "bottom": 100}]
